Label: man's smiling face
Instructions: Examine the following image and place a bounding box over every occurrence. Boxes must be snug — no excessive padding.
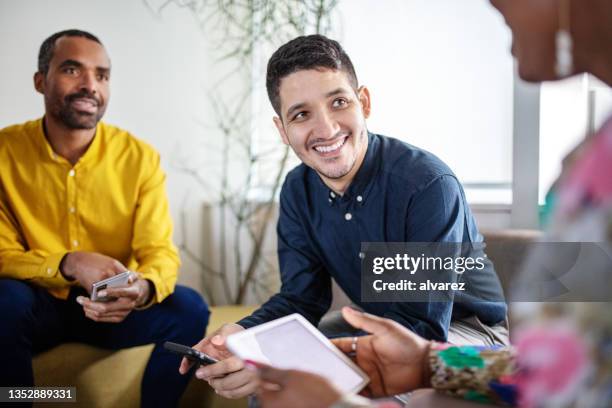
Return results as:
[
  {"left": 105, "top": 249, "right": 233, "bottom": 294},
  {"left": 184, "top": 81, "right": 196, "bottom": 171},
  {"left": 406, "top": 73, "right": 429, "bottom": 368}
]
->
[
  {"left": 274, "top": 68, "right": 371, "bottom": 187},
  {"left": 36, "top": 36, "right": 111, "bottom": 129}
]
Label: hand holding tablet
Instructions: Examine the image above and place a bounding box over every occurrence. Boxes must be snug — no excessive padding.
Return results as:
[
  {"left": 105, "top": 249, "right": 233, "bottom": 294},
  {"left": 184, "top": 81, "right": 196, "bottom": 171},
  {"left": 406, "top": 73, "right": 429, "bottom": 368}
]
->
[
  {"left": 330, "top": 307, "right": 432, "bottom": 397},
  {"left": 226, "top": 313, "right": 370, "bottom": 394}
]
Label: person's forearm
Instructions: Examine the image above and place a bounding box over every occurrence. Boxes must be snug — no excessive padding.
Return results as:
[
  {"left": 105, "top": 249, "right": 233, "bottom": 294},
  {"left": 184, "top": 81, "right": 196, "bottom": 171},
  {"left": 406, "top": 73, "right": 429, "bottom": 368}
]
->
[
  {"left": 238, "top": 292, "right": 328, "bottom": 328},
  {"left": 0, "top": 249, "right": 73, "bottom": 288}
]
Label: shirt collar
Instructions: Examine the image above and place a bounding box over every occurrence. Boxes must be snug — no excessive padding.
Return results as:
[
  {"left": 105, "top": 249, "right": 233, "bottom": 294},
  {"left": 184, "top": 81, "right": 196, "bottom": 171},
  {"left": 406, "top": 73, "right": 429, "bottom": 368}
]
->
[
  {"left": 310, "top": 131, "right": 381, "bottom": 206},
  {"left": 36, "top": 117, "right": 103, "bottom": 168}
]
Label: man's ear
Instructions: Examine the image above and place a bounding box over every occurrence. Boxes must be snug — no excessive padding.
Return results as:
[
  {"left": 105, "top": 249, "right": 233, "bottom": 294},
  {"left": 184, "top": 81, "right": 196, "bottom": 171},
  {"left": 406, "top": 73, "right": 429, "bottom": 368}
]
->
[
  {"left": 34, "top": 72, "right": 45, "bottom": 95},
  {"left": 358, "top": 86, "right": 371, "bottom": 119},
  {"left": 273, "top": 116, "right": 290, "bottom": 145}
]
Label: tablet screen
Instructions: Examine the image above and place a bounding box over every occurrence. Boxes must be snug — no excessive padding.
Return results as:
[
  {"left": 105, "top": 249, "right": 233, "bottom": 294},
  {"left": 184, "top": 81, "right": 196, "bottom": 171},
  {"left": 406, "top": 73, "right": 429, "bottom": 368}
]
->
[{"left": 227, "top": 315, "right": 368, "bottom": 394}]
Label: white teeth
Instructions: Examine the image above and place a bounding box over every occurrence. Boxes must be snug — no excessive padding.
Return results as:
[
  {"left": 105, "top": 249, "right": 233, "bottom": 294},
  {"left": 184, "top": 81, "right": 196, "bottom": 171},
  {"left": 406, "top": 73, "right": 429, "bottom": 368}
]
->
[
  {"left": 315, "top": 137, "right": 346, "bottom": 153},
  {"left": 74, "top": 99, "right": 96, "bottom": 107}
]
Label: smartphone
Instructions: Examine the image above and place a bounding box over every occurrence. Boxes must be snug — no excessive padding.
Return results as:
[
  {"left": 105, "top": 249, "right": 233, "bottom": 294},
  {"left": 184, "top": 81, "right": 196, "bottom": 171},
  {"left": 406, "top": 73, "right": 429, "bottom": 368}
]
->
[
  {"left": 163, "top": 341, "right": 219, "bottom": 365},
  {"left": 91, "top": 271, "right": 133, "bottom": 302}
]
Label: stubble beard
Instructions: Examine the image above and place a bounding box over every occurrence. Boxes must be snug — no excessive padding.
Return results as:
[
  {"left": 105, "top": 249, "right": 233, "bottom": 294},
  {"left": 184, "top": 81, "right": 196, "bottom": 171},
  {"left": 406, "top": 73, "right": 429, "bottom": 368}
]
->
[{"left": 48, "top": 92, "right": 106, "bottom": 130}]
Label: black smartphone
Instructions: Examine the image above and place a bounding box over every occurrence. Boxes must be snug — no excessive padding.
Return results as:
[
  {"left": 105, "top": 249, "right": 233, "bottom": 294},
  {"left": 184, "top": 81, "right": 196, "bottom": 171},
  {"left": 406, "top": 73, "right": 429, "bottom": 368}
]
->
[{"left": 163, "top": 341, "right": 219, "bottom": 365}]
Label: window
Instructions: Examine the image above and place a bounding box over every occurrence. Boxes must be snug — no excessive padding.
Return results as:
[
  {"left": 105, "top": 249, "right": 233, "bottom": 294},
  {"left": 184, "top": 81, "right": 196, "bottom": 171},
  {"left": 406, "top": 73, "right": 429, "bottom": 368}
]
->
[{"left": 336, "top": 0, "right": 514, "bottom": 205}]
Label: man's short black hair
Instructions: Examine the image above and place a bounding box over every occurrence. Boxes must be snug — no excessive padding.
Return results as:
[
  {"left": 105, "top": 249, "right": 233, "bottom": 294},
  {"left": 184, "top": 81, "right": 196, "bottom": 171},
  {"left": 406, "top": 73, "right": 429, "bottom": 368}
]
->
[
  {"left": 38, "top": 29, "right": 102, "bottom": 75},
  {"left": 266, "top": 34, "right": 358, "bottom": 116}
]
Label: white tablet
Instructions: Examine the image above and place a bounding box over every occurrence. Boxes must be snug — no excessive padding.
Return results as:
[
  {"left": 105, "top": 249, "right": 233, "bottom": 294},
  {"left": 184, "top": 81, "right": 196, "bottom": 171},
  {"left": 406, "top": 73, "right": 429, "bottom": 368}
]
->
[{"left": 226, "top": 313, "right": 369, "bottom": 394}]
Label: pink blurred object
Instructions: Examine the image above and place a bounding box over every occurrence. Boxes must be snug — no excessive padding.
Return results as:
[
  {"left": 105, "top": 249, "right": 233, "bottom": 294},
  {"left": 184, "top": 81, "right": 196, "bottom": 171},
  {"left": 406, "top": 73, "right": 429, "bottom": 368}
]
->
[
  {"left": 375, "top": 402, "right": 402, "bottom": 408},
  {"left": 560, "top": 117, "right": 612, "bottom": 216},
  {"left": 515, "top": 326, "right": 588, "bottom": 408}
]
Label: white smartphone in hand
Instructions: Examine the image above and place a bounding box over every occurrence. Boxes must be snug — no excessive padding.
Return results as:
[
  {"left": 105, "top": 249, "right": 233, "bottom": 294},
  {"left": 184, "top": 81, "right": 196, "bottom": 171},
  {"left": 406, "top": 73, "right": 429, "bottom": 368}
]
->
[{"left": 91, "top": 271, "right": 133, "bottom": 302}]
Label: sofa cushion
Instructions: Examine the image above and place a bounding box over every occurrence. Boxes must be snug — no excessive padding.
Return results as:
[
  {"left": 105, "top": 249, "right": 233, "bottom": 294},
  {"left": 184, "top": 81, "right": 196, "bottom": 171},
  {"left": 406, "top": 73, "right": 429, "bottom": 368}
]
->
[{"left": 32, "top": 305, "right": 258, "bottom": 408}]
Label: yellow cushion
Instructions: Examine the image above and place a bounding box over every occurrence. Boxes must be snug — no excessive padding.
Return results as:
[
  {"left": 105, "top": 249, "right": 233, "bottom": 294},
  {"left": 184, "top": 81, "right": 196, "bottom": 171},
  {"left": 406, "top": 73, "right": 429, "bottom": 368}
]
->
[{"left": 33, "top": 305, "right": 259, "bottom": 408}]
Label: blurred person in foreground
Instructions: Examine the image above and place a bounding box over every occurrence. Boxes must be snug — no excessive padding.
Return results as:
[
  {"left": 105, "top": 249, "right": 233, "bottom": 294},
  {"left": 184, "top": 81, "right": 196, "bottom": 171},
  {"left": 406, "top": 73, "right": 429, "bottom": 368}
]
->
[{"left": 248, "top": 0, "right": 612, "bottom": 406}]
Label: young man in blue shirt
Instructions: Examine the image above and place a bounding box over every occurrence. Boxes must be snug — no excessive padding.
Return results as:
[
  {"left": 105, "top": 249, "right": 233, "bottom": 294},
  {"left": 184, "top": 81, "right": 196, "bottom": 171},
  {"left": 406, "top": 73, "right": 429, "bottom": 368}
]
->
[{"left": 181, "top": 34, "right": 507, "bottom": 399}]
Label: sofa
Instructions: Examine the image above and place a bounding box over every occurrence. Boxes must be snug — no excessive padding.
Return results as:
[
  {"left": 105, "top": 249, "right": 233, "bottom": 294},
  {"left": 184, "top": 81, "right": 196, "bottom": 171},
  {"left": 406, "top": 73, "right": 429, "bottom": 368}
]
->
[
  {"left": 32, "top": 229, "right": 540, "bottom": 407},
  {"left": 33, "top": 305, "right": 258, "bottom": 408}
]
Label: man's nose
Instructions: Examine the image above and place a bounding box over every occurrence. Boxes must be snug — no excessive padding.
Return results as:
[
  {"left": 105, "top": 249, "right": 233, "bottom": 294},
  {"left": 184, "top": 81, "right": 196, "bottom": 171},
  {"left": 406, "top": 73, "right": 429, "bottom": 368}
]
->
[
  {"left": 313, "top": 111, "right": 339, "bottom": 139},
  {"left": 79, "top": 70, "right": 98, "bottom": 95}
]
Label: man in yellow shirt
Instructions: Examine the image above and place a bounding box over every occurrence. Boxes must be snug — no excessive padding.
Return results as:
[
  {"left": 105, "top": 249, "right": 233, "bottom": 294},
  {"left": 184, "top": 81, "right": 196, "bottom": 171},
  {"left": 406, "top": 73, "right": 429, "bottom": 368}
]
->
[{"left": 0, "top": 29, "right": 209, "bottom": 406}]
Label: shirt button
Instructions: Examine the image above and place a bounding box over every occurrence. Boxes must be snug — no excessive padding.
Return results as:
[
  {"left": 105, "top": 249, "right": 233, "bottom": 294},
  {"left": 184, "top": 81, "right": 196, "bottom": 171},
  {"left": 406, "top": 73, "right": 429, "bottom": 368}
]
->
[
  {"left": 344, "top": 213, "right": 352, "bottom": 221},
  {"left": 72, "top": 240, "right": 79, "bottom": 247},
  {"left": 69, "top": 207, "right": 76, "bottom": 213},
  {"left": 328, "top": 198, "right": 332, "bottom": 204},
  {"left": 356, "top": 195, "right": 363, "bottom": 202},
  {"left": 330, "top": 191, "right": 336, "bottom": 198},
  {"left": 359, "top": 252, "right": 365, "bottom": 259},
  {"left": 47, "top": 267, "right": 53, "bottom": 275},
  {"left": 68, "top": 169, "right": 76, "bottom": 177}
]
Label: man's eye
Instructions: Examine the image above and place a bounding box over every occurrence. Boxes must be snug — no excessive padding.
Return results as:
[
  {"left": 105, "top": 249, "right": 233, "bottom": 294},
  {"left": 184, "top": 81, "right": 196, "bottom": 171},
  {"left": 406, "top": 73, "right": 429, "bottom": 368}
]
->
[
  {"left": 97, "top": 74, "right": 110, "bottom": 81},
  {"left": 64, "top": 67, "right": 77, "bottom": 75},
  {"left": 293, "top": 112, "right": 307, "bottom": 121},
  {"left": 332, "top": 98, "right": 348, "bottom": 108}
]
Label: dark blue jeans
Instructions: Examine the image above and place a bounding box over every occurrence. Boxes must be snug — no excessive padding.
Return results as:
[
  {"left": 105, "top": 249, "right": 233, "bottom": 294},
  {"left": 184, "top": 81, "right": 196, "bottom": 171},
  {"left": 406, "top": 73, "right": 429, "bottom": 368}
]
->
[{"left": 0, "top": 279, "right": 209, "bottom": 407}]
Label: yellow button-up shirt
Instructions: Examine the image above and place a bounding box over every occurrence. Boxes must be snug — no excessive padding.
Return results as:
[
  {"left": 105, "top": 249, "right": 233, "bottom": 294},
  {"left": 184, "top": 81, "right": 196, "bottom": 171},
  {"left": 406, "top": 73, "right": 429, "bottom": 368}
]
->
[{"left": 0, "top": 118, "right": 179, "bottom": 302}]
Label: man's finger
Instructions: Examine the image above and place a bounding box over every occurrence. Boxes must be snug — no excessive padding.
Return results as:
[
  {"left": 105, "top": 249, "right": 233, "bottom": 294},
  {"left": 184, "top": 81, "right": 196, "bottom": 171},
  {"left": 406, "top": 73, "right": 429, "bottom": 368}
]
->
[
  {"left": 96, "top": 297, "right": 136, "bottom": 312},
  {"left": 180, "top": 337, "right": 214, "bottom": 375},
  {"left": 331, "top": 337, "right": 361, "bottom": 354},
  {"left": 196, "top": 356, "right": 244, "bottom": 379},
  {"left": 127, "top": 271, "right": 139, "bottom": 283},
  {"left": 211, "top": 334, "right": 225, "bottom": 347},
  {"left": 83, "top": 302, "right": 134, "bottom": 316},
  {"left": 192, "top": 337, "right": 226, "bottom": 360},
  {"left": 209, "top": 367, "right": 256, "bottom": 391},
  {"left": 84, "top": 308, "right": 130, "bottom": 320},
  {"left": 192, "top": 337, "right": 212, "bottom": 353},
  {"left": 204, "top": 335, "right": 236, "bottom": 360},
  {"left": 179, "top": 357, "right": 195, "bottom": 375},
  {"left": 77, "top": 296, "right": 107, "bottom": 313},
  {"left": 79, "top": 297, "right": 132, "bottom": 314},
  {"left": 102, "top": 285, "right": 139, "bottom": 300},
  {"left": 84, "top": 310, "right": 99, "bottom": 322},
  {"left": 95, "top": 310, "right": 131, "bottom": 319},
  {"left": 83, "top": 307, "right": 126, "bottom": 317},
  {"left": 341, "top": 307, "right": 392, "bottom": 334},
  {"left": 215, "top": 378, "right": 260, "bottom": 399}
]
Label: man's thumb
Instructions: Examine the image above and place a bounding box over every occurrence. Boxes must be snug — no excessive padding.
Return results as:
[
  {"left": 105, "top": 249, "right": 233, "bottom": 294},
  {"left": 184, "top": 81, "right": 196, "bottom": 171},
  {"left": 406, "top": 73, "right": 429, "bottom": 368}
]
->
[
  {"left": 211, "top": 334, "right": 226, "bottom": 347},
  {"left": 342, "top": 306, "right": 390, "bottom": 334}
]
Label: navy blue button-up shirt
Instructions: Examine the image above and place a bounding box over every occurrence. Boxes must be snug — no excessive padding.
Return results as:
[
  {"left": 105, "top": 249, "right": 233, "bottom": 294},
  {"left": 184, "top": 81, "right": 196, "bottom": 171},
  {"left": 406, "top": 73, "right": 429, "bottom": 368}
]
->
[{"left": 239, "top": 132, "right": 507, "bottom": 341}]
